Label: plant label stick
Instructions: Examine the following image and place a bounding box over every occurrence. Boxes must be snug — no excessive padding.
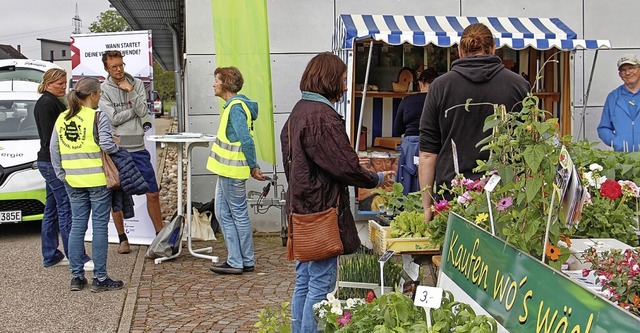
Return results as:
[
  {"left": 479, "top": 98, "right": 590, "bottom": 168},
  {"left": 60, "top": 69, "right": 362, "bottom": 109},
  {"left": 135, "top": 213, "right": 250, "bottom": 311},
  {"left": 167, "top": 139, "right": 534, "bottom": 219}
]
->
[
  {"left": 484, "top": 174, "right": 501, "bottom": 235},
  {"left": 379, "top": 250, "right": 395, "bottom": 296},
  {"left": 414, "top": 286, "right": 443, "bottom": 327},
  {"left": 451, "top": 140, "right": 460, "bottom": 175}
]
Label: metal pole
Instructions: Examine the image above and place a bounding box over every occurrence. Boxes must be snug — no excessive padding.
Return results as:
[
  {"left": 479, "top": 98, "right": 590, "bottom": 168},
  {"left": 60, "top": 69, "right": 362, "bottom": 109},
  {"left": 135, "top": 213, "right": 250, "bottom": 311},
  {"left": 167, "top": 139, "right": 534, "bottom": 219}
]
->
[
  {"left": 355, "top": 41, "right": 374, "bottom": 152},
  {"left": 168, "top": 23, "right": 184, "bottom": 132},
  {"left": 581, "top": 50, "right": 599, "bottom": 140}
]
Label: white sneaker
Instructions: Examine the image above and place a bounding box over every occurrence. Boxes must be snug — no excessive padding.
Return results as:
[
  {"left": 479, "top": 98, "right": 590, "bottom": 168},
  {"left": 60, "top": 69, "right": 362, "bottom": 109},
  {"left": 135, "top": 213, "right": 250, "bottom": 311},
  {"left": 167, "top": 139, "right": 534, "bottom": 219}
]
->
[
  {"left": 52, "top": 258, "right": 70, "bottom": 267},
  {"left": 83, "top": 260, "right": 94, "bottom": 271}
]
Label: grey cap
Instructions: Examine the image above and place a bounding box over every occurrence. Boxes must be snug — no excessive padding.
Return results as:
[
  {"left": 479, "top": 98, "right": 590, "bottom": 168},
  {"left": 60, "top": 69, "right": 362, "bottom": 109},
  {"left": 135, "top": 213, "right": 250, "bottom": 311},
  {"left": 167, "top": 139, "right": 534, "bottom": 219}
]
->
[{"left": 617, "top": 54, "right": 640, "bottom": 69}]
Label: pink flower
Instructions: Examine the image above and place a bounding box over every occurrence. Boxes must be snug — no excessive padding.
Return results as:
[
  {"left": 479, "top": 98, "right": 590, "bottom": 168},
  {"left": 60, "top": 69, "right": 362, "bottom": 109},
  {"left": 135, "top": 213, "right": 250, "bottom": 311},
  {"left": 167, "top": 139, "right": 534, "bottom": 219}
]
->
[
  {"left": 618, "top": 180, "right": 640, "bottom": 197},
  {"left": 457, "top": 191, "right": 473, "bottom": 205},
  {"left": 496, "top": 197, "right": 513, "bottom": 211},
  {"left": 582, "top": 269, "right": 591, "bottom": 277},
  {"left": 433, "top": 199, "right": 451, "bottom": 215},
  {"left": 337, "top": 311, "right": 351, "bottom": 326}
]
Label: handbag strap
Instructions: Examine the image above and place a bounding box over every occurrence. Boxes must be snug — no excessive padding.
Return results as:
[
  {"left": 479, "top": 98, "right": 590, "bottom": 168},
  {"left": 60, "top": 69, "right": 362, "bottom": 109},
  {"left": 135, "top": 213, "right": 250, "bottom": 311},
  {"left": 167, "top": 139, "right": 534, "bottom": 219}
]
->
[
  {"left": 286, "top": 119, "right": 340, "bottom": 215},
  {"left": 93, "top": 111, "right": 101, "bottom": 145}
]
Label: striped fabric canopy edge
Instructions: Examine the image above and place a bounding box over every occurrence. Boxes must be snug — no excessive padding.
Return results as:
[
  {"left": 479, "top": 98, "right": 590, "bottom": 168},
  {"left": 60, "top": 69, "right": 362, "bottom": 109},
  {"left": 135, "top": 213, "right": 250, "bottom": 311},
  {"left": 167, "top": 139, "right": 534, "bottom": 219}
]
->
[{"left": 334, "top": 14, "right": 611, "bottom": 51}]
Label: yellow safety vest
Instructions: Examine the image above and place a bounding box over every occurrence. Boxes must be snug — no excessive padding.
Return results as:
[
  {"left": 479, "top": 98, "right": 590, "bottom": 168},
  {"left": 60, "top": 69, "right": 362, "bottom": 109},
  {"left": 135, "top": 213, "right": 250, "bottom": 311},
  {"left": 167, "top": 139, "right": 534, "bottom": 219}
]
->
[
  {"left": 56, "top": 106, "right": 106, "bottom": 188},
  {"left": 206, "top": 99, "right": 254, "bottom": 179}
]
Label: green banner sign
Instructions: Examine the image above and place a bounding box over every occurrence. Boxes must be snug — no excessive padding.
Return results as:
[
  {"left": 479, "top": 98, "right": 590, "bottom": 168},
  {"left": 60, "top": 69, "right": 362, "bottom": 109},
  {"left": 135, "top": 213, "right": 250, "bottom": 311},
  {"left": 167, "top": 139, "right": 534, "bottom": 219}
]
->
[{"left": 441, "top": 212, "right": 640, "bottom": 333}]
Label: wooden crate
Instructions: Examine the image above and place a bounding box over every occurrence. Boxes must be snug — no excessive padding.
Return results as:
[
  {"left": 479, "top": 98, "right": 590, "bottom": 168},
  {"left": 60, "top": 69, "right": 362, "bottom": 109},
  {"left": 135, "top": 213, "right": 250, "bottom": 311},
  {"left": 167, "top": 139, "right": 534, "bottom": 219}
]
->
[{"left": 368, "top": 220, "right": 437, "bottom": 255}]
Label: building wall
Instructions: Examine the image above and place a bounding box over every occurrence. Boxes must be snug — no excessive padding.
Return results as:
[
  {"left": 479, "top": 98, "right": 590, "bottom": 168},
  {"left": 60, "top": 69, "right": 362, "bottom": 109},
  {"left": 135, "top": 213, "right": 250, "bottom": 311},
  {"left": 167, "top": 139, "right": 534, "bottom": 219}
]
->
[
  {"left": 38, "top": 41, "right": 71, "bottom": 62},
  {"left": 183, "top": 0, "right": 639, "bottom": 231}
]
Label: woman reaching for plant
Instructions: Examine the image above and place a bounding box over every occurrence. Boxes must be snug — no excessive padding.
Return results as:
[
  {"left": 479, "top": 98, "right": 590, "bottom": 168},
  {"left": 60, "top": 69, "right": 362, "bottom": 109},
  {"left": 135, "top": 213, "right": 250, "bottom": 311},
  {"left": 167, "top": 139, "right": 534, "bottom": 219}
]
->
[{"left": 280, "top": 52, "right": 389, "bottom": 333}]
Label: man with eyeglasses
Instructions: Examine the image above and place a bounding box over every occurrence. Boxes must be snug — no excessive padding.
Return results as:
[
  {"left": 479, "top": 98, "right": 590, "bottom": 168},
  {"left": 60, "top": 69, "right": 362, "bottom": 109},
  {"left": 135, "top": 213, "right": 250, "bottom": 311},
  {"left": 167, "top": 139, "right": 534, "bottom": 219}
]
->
[
  {"left": 98, "top": 50, "right": 164, "bottom": 254},
  {"left": 598, "top": 54, "right": 640, "bottom": 152}
]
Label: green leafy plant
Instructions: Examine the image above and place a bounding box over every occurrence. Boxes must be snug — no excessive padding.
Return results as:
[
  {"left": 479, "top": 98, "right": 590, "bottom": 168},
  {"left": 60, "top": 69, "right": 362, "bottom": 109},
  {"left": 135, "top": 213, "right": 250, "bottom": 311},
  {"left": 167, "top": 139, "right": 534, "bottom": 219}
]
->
[
  {"left": 373, "top": 182, "right": 425, "bottom": 216},
  {"left": 253, "top": 302, "right": 291, "bottom": 333},
  {"left": 315, "top": 290, "right": 496, "bottom": 332},
  {"left": 569, "top": 164, "right": 639, "bottom": 246},
  {"left": 389, "top": 210, "right": 427, "bottom": 238},
  {"left": 338, "top": 251, "right": 402, "bottom": 299},
  {"left": 429, "top": 95, "right": 573, "bottom": 269}
]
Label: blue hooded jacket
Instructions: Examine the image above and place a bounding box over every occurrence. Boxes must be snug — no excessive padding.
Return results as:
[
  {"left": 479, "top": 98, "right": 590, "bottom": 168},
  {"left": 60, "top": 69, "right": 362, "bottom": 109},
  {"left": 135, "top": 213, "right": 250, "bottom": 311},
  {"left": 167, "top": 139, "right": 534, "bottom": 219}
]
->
[{"left": 222, "top": 94, "right": 259, "bottom": 168}]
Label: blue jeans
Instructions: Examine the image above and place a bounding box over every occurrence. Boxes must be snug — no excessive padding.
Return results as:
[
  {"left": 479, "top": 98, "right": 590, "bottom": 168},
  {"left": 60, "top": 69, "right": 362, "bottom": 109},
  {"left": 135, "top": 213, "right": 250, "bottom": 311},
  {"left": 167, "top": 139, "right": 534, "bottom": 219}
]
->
[
  {"left": 291, "top": 257, "right": 338, "bottom": 333},
  {"left": 66, "top": 185, "right": 111, "bottom": 278},
  {"left": 37, "top": 161, "right": 90, "bottom": 266},
  {"left": 214, "top": 176, "right": 254, "bottom": 269}
]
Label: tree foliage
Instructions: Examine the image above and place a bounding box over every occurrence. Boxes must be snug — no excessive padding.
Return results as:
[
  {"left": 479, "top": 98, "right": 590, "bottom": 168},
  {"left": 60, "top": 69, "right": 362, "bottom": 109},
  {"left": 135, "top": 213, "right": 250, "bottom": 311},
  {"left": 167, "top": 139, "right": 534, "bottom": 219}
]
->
[{"left": 88, "top": 10, "right": 132, "bottom": 33}]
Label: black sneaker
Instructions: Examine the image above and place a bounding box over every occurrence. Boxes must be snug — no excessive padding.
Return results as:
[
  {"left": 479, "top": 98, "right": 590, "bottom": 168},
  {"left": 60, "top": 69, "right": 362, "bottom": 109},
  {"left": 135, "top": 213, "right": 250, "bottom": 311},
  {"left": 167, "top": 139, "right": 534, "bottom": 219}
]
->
[
  {"left": 209, "top": 261, "right": 243, "bottom": 275},
  {"left": 70, "top": 276, "right": 87, "bottom": 291},
  {"left": 90, "top": 277, "right": 124, "bottom": 293},
  {"left": 243, "top": 266, "right": 255, "bottom": 272}
]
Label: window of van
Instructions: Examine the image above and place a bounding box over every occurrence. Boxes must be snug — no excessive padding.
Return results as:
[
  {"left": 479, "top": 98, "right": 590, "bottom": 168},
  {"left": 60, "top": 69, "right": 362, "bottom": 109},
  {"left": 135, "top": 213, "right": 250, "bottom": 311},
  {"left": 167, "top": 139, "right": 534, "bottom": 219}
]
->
[
  {"left": 0, "top": 67, "right": 48, "bottom": 84},
  {"left": 0, "top": 99, "right": 38, "bottom": 140}
]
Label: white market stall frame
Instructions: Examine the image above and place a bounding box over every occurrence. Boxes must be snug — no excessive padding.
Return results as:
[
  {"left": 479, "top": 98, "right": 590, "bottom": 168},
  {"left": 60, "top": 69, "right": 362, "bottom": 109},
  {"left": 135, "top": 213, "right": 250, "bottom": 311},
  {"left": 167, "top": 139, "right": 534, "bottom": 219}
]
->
[
  {"left": 329, "top": 18, "right": 619, "bottom": 325},
  {"left": 331, "top": 14, "right": 611, "bottom": 156}
]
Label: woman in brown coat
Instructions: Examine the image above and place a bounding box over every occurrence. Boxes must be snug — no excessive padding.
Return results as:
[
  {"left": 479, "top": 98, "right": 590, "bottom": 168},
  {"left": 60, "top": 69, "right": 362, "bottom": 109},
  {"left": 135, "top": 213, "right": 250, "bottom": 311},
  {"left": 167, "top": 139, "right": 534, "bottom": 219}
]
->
[{"left": 281, "top": 52, "right": 387, "bottom": 332}]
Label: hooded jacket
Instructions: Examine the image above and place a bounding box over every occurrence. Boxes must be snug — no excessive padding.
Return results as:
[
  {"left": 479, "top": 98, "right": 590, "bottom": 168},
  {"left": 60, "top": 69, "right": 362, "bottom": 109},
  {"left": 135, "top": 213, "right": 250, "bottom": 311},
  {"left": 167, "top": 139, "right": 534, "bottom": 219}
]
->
[
  {"left": 419, "top": 54, "right": 529, "bottom": 192},
  {"left": 99, "top": 73, "right": 148, "bottom": 152},
  {"left": 220, "top": 94, "right": 259, "bottom": 169},
  {"left": 597, "top": 85, "right": 640, "bottom": 152}
]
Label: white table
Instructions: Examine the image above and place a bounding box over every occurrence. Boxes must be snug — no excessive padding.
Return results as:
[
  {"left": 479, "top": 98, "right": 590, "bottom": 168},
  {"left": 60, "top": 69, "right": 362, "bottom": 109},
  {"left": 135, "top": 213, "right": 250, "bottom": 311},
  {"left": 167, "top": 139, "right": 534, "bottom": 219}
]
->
[{"left": 148, "top": 133, "right": 218, "bottom": 264}]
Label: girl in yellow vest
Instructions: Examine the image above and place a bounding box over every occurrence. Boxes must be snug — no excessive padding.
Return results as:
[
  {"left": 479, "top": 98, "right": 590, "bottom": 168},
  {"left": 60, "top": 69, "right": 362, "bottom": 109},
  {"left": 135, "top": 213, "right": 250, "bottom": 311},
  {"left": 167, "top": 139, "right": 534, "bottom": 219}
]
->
[
  {"left": 207, "top": 66, "right": 266, "bottom": 275},
  {"left": 50, "top": 77, "right": 124, "bottom": 292}
]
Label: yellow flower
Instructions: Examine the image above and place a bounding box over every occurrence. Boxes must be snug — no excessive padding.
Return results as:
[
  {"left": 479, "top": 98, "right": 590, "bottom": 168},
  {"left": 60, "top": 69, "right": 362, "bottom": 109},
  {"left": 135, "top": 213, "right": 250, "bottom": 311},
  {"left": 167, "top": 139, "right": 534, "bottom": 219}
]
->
[{"left": 475, "top": 213, "right": 489, "bottom": 224}]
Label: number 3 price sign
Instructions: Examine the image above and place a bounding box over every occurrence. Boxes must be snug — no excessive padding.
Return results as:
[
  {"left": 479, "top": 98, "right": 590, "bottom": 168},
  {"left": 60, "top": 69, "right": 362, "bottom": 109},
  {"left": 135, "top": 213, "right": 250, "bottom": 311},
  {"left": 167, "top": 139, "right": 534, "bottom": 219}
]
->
[{"left": 413, "top": 285, "right": 443, "bottom": 327}]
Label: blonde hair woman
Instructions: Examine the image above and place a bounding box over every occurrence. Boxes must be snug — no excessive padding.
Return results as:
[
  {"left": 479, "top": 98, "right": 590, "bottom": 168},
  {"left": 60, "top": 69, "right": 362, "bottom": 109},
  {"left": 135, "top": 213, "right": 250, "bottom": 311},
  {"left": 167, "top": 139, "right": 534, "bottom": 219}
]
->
[
  {"left": 35, "top": 68, "right": 92, "bottom": 269},
  {"left": 50, "top": 77, "right": 122, "bottom": 292}
]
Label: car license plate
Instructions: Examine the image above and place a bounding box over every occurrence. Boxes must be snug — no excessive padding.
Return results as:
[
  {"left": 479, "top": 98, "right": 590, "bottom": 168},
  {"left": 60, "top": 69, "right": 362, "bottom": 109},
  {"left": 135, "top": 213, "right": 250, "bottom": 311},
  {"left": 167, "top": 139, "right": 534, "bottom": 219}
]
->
[{"left": 0, "top": 210, "right": 21, "bottom": 223}]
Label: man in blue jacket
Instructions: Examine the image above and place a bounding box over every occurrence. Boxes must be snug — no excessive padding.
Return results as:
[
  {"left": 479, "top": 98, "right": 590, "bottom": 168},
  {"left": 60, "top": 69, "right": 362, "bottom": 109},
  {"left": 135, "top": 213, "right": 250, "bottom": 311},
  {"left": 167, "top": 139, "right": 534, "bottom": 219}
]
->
[{"left": 598, "top": 54, "right": 640, "bottom": 152}]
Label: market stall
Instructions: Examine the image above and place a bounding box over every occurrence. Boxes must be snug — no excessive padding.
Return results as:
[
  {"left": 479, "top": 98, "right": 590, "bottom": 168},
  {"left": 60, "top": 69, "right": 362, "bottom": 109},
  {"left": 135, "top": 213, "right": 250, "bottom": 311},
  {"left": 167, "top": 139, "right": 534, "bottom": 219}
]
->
[{"left": 332, "top": 14, "right": 610, "bottom": 215}]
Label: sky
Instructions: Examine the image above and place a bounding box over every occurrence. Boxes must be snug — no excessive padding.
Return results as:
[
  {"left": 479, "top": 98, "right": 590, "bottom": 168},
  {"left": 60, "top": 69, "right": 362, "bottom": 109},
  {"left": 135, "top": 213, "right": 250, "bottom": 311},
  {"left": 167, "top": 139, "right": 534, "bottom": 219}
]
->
[{"left": 1, "top": 0, "right": 112, "bottom": 59}]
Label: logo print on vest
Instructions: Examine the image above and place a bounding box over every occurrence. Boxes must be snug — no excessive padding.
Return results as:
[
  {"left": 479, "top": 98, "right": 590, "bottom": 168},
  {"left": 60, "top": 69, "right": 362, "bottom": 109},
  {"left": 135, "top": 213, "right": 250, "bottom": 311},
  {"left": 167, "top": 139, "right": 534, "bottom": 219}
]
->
[{"left": 64, "top": 121, "right": 81, "bottom": 142}]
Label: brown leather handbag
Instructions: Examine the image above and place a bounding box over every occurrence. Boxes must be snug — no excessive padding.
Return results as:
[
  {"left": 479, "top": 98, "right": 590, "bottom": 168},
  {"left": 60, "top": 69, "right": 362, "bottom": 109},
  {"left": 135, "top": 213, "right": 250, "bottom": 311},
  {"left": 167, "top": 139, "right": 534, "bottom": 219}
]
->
[
  {"left": 288, "top": 197, "right": 343, "bottom": 262},
  {"left": 94, "top": 112, "right": 121, "bottom": 190}
]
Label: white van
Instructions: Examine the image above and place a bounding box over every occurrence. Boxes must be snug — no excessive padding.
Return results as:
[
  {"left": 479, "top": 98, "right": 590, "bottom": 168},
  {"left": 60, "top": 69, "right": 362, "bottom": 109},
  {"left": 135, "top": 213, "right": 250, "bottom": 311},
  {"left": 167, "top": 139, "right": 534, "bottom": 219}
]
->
[{"left": 0, "top": 59, "right": 62, "bottom": 223}]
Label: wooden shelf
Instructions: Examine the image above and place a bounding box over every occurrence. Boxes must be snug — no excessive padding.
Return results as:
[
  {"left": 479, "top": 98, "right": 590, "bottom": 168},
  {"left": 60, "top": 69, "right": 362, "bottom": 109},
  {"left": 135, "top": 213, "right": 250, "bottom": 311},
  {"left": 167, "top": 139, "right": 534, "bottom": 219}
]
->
[{"left": 354, "top": 91, "right": 416, "bottom": 98}]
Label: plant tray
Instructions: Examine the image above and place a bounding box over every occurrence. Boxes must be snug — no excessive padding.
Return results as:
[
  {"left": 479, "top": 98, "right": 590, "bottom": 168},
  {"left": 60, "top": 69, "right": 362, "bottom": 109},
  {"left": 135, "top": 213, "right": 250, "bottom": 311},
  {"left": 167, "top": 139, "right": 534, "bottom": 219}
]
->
[{"left": 368, "top": 220, "right": 437, "bottom": 255}]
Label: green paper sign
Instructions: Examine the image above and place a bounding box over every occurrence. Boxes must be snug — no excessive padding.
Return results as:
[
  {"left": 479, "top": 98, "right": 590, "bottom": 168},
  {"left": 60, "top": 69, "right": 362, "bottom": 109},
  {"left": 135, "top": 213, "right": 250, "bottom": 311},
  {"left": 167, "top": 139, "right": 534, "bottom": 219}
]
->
[{"left": 441, "top": 212, "right": 640, "bottom": 332}]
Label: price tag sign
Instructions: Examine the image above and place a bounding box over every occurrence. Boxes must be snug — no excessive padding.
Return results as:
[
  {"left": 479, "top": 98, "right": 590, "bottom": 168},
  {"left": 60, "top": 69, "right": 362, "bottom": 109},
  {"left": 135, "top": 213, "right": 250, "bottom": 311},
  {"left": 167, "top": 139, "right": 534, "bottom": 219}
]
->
[
  {"left": 413, "top": 286, "right": 443, "bottom": 309},
  {"left": 484, "top": 174, "right": 501, "bottom": 193},
  {"left": 379, "top": 250, "right": 395, "bottom": 263}
]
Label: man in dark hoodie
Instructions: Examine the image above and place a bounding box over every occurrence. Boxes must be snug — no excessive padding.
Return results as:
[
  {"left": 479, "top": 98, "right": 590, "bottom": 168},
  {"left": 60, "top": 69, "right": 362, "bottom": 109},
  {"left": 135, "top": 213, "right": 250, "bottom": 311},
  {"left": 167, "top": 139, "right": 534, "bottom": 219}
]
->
[
  {"left": 419, "top": 23, "right": 530, "bottom": 221},
  {"left": 99, "top": 50, "right": 163, "bottom": 254}
]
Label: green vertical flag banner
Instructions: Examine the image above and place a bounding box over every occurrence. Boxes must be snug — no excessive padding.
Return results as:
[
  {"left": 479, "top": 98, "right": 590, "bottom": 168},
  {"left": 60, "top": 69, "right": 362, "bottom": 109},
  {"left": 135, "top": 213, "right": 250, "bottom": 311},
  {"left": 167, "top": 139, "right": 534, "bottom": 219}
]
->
[{"left": 212, "top": 0, "right": 276, "bottom": 165}]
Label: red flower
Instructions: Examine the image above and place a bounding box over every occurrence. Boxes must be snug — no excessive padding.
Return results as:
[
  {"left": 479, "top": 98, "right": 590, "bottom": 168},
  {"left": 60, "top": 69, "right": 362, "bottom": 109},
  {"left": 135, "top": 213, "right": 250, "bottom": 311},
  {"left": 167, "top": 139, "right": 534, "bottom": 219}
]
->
[
  {"left": 365, "top": 290, "right": 376, "bottom": 303},
  {"left": 600, "top": 179, "right": 622, "bottom": 200}
]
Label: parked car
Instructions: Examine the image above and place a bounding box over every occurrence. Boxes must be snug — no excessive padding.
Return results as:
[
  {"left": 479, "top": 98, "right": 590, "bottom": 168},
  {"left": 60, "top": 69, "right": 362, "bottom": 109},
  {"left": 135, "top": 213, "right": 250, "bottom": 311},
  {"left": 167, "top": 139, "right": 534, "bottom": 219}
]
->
[
  {"left": 151, "top": 90, "right": 163, "bottom": 117},
  {"left": 0, "top": 59, "right": 62, "bottom": 224}
]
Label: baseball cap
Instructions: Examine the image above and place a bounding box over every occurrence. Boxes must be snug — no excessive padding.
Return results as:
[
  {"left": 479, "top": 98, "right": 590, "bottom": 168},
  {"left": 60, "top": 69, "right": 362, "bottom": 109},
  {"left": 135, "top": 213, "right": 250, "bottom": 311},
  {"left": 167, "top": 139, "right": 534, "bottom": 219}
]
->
[{"left": 617, "top": 54, "right": 640, "bottom": 69}]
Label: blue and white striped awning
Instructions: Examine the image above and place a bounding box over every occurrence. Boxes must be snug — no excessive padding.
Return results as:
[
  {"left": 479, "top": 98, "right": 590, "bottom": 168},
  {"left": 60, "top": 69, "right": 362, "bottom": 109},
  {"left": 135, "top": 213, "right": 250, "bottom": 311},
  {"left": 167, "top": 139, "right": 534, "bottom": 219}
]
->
[{"left": 334, "top": 14, "right": 611, "bottom": 51}]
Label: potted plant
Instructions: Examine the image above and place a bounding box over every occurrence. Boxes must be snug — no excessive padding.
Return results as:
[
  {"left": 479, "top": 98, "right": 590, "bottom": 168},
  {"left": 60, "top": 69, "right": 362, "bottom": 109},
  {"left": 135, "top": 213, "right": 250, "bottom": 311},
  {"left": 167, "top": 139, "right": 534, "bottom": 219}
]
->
[{"left": 314, "top": 290, "right": 497, "bottom": 332}]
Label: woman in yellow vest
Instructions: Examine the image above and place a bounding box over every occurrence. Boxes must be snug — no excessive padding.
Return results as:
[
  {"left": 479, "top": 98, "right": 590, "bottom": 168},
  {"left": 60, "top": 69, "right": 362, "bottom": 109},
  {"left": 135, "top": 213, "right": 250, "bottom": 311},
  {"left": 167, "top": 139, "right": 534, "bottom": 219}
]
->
[
  {"left": 50, "top": 77, "right": 124, "bottom": 292},
  {"left": 207, "top": 66, "right": 266, "bottom": 275}
]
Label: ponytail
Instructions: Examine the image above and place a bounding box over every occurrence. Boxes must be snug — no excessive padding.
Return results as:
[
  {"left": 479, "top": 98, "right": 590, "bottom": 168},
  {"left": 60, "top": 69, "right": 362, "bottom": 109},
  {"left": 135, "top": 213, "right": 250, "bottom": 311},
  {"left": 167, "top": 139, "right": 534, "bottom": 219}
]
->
[{"left": 65, "top": 77, "right": 101, "bottom": 120}]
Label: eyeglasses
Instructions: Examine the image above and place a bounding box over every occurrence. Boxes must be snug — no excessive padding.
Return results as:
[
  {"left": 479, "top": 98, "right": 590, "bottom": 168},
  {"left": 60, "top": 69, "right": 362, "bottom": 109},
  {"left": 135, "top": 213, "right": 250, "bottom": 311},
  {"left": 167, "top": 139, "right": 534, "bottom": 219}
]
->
[
  {"left": 108, "top": 63, "right": 126, "bottom": 71},
  {"left": 619, "top": 66, "right": 639, "bottom": 74}
]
